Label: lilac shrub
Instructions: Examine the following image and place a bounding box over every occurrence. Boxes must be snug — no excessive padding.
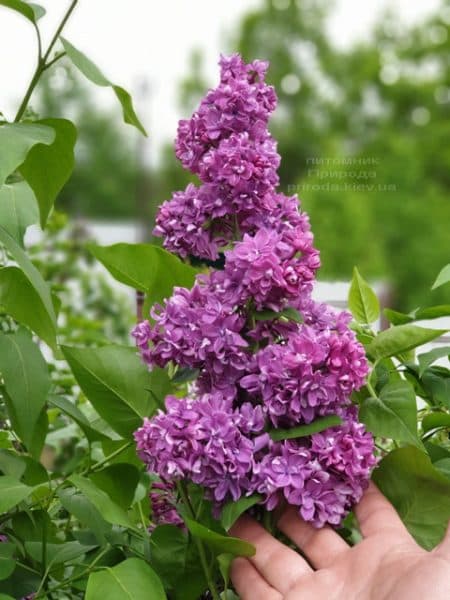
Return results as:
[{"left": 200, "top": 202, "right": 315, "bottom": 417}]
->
[{"left": 134, "top": 54, "right": 376, "bottom": 528}]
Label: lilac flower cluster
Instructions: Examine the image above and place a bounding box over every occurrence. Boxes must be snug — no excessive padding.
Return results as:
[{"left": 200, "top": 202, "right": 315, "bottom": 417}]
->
[{"left": 134, "top": 54, "right": 376, "bottom": 528}]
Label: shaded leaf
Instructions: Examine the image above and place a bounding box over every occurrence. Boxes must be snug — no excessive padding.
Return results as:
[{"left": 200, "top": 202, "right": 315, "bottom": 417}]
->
[
  {"left": 221, "top": 494, "right": 262, "bottom": 531},
  {"left": 0, "top": 122, "right": 54, "bottom": 186},
  {"left": 418, "top": 346, "right": 450, "bottom": 376},
  {"left": 0, "top": 543, "right": 15, "bottom": 581},
  {"left": 90, "top": 463, "right": 140, "bottom": 510},
  {"left": 48, "top": 394, "right": 111, "bottom": 442},
  {"left": 150, "top": 525, "right": 188, "bottom": 589},
  {"left": 373, "top": 446, "right": 450, "bottom": 549},
  {"left": 422, "top": 412, "right": 450, "bottom": 433},
  {"left": 0, "top": 475, "right": 33, "bottom": 512},
  {"left": 58, "top": 487, "right": 112, "bottom": 544},
  {"left": 184, "top": 518, "right": 255, "bottom": 557},
  {"left": 19, "top": 118, "right": 76, "bottom": 227}
]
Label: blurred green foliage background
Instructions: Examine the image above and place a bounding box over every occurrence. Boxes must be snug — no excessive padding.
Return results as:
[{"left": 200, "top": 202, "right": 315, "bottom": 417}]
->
[{"left": 37, "top": 0, "right": 450, "bottom": 311}]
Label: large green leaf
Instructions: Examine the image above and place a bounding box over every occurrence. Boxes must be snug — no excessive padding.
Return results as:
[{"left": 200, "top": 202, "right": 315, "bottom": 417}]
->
[
  {"left": 150, "top": 525, "right": 189, "bottom": 589},
  {"left": 85, "top": 558, "right": 166, "bottom": 600},
  {"left": 0, "top": 181, "right": 38, "bottom": 245},
  {"left": 422, "top": 412, "right": 450, "bottom": 433},
  {"left": 348, "top": 267, "right": 380, "bottom": 324},
  {"left": 269, "top": 415, "right": 342, "bottom": 441},
  {"left": 184, "top": 518, "right": 256, "bottom": 557},
  {"left": 431, "top": 264, "right": 450, "bottom": 290},
  {"left": 359, "top": 381, "right": 421, "bottom": 447},
  {"left": 373, "top": 446, "right": 450, "bottom": 549},
  {"left": 60, "top": 38, "right": 146, "bottom": 136},
  {"left": 0, "top": 328, "right": 50, "bottom": 453},
  {"left": 68, "top": 474, "right": 134, "bottom": 529},
  {"left": 61, "top": 344, "right": 171, "bottom": 437},
  {"left": 0, "top": 267, "right": 56, "bottom": 348},
  {"left": 0, "top": 476, "right": 33, "bottom": 512},
  {"left": 0, "top": 225, "right": 57, "bottom": 326},
  {"left": 367, "top": 325, "right": 447, "bottom": 360},
  {"left": 421, "top": 368, "right": 450, "bottom": 410},
  {"left": 90, "top": 463, "right": 140, "bottom": 510},
  {"left": 0, "top": 122, "right": 54, "bottom": 186},
  {"left": 19, "top": 118, "right": 76, "bottom": 228},
  {"left": 0, "top": 543, "right": 15, "bottom": 581},
  {"left": 88, "top": 243, "right": 197, "bottom": 307}
]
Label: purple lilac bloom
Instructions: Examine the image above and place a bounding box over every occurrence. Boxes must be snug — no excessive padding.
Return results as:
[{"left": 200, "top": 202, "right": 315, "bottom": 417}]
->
[
  {"left": 149, "top": 481, "right": 184, "bottom": 531},
  {"left": 133, "top": 54, "right": 375, "bottom": 528}
]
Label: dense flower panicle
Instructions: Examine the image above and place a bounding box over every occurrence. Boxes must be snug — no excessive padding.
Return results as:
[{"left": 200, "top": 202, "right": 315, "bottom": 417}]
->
[{"left": 134, "top": 54, "right": 376, "bottom": 528}]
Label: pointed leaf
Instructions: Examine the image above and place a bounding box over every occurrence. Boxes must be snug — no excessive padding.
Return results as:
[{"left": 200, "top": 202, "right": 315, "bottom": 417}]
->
[
  {"left": 0, "top": 328, "right": 50, "bottom": 452},
  {"left": 367, "top": 325, "right": 447, "bottom": 360},
  {"left": 269, "top": 415, "right": 342, "bottom": 441},
  {"left": 431, "top": 264, "right": 450, "bottom": 290},
  {"left": 19, "top": 118, "right": 76, "bottom": 227},
  {"left": 422, "top": 412, "right": 450, "bottom": 433},
  {"left": 60, "top": 38, "right": 146, "bottom": 135},
  {"left": 348, "top": 267, "right": 380, "bottom": 324},
  {"left": 184, "top": 518, "right": 255, "bottom": 557},
  {"left": 48, "top": 394, "right": 111, "bottom": 442},
  {"left": 418, "top": 346, "right": 450, "bottom": 377},
  {"left": 221, "top": 494, "right": 262, "bottom": 531}
]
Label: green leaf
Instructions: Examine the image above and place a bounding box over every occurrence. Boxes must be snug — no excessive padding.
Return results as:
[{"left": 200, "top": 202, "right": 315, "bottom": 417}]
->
[
  {"left": 359, "top": 381, "right": 421, "bottom": 447},
  {"left": 269, "top": 414, "right": 342, "bottom": 441},
  {"left": 28, "top": 2, "right": 45, "bottom": 20},
  {"left": 367, "top": 325, "right": 447, "bottom": 360},
  {"left": 85, "top": 558, "right": 166, "bottom": 600},
  {"left": 0, "top": 181, "right": 38, "bottom": 245},
  {"left": 0, "top": 225, "right": 57, "bottom": 325},
  {"left": 0, "top": 328, "right": 50, "bottom": 453},
  {"left": 418, "top": 346, "right": 450, "bottom": 376},
  {"left": 254, "top": 307, "right": 303, "bottom": 323},
  {"left": 348, "top": 267, "right": 380, "bottom": 324},
  {"left": 58, "top": 487, "right": 112, "bottom": 544},
  {"left": 383, "top": 308, "right": 413, "bottom": 326},
  {"left": 61, "top": 344, "right": 171, "bottom": 437},
  {"left": 150, "top": 525, "right": 188, "bottom": 589},
  {"left": 422, "top": 412, "right": 450, "bottom": 433},
  {"left": 0, "top": 543, "right": 15, "bottom": 581},
  {"left": 88, "top": 243, "right": 197, "bottom": 305},
  {"left": 19, "top": 118, "right": 76, "bottom": 228},
  {"left": 90, "top": 464, "right": 140, "bottom": 510},
  {"left": 25, "top": 540, "right": 97, "bottom": 567},
  {"left": 0, "top": 122, "right": 54, "bottom": 186},
  {"left": 0, "top": 475, "right": 33, "bottom": 512},
  {"left": 60, "top": 38, "right": 147, "bottom": 136},
  {"left": 0, "top": 0, "right": 35, "bottom": 21},
  {"left": 217, "top": 553, "right": 233, "bottom": 590},
  {"left": 184, "top": 518, "right": 256, "bottom": 557},
  {"left": 48, "top": 394, "right": 110, "bottom": 442},
  {"left": 69, "top": 474, "right": 134, "bottom": 529},
  {"left": 220, "top": 494, "right": 262, "bottom": 531},
  {"left": 431, "top": 264, "right": 450, "bottom": 290},
  {"left": 373, "top": 446, "right": 450, "bottom": 549},
  {"left": 0, "top": 267, "right": 57, "bottom": 348},
  {"left": 414, "top": 305, "right": 450, "bottom": 320}
]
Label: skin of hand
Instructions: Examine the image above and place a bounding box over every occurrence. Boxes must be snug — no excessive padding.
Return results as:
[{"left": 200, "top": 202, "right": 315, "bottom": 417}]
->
[{"left": 230, "top": 483, "right": 450, "bottom": 600}]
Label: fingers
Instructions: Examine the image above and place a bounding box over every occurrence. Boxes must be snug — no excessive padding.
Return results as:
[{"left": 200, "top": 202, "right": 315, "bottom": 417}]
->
[
  {"left": 435, "top": 521, "right": 450, "bottom": 560},
  {"left": 355, "top": 482, "right": 411, "bottom": 539},
  {"left": 277, "top": 505, "right": 349, "bottom": 568},
  {"left": 231, "top": 557, "right": 283, "bottom": 600},
  {"left": 230, "top": 515, "right": 312, "bottom": 595}
]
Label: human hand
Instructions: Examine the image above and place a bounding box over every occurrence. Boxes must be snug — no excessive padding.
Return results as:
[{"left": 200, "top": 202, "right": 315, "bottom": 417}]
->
[{"left": 230, "top": 483, "right": 450, "bottom": 599}]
